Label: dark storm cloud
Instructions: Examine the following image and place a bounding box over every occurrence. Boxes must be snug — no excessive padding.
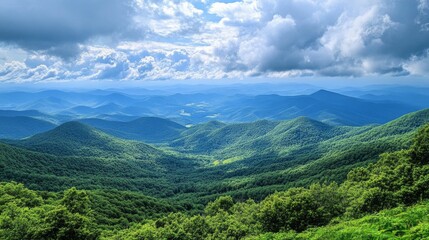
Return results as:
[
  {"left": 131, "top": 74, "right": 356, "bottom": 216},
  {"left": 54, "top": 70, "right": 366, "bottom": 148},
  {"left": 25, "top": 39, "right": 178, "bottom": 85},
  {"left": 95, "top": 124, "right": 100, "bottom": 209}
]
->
[{"left": 0, "top": 0, "right": 134, "bottom": 58}]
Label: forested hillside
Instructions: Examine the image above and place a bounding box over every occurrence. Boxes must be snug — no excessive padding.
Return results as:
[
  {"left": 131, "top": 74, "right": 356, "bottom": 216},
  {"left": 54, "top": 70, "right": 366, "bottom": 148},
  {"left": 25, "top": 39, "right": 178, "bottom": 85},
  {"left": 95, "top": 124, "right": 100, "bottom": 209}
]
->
[
  {"left": 78, "top": 117, "right": 186, "bottom": 142},
  {"left": 0, "top": 123, "right": 202, "bottom": 196},
  {"left": 0, "top": 103, "right": 428, "bottom": 240},
  {"left": 1, "top": 122, "right": 429, "bottom": 239},
  {"left": 0, "top": 116, "right": 56, "bottom": 139},
  {"left": 1, "top": 109, "right": 429, "bottom": 205},
  {"left": 165, "top": 109, "right": 429, "bottom": 203}
]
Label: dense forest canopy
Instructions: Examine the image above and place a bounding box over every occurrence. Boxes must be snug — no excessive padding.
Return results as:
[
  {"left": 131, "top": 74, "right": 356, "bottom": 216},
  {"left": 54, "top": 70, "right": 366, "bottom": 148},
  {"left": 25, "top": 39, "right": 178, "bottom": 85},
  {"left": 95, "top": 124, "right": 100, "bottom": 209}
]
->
[{"left": 1, "top": 120, "right": 429, "bottom": 239}]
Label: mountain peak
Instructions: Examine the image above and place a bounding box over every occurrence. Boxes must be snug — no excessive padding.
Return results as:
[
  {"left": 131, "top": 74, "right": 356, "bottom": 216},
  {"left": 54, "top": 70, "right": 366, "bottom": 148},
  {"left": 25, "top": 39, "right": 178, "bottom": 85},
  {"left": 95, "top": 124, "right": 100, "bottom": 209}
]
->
[
  {"left": 26, "top": 121, "right": 109, "bottom": 146},
  {"left": 54, "top": 121, "right": 94, "bottom": 132},
  {"left": 14, "top": 121, "right": 124, "bottom": 157},
  {"left": 310, "top": 89, "right": 358, "bottom": 104},
  {"left": 311, "top": 89, "right": 341, "bottom": 97}
]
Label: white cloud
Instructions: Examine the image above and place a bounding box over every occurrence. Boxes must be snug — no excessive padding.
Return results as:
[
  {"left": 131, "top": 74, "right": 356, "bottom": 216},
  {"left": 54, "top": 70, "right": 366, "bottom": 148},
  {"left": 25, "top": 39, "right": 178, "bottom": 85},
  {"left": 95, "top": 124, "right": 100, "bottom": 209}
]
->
[
  {"left": 404, "top": 50, "right": 429, "bottom": 75},
  {"left": 209, "top": 0, "right": 262, "bottom": 24},
  {"left": 0, "top": 0, "right": 429, "bottom": 82}
]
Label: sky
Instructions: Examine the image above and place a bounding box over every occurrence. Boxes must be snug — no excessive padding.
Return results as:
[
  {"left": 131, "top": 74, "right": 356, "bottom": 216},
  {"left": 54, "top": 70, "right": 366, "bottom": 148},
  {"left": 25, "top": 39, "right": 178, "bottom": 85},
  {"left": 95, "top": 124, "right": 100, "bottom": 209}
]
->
[{"left": 0, "top": 0, "right": 428, "bottom": 85}]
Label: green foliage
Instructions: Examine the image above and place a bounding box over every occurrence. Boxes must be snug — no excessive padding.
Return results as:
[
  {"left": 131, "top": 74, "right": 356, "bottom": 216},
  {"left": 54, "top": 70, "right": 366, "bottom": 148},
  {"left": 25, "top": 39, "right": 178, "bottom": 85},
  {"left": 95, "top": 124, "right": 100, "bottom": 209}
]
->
[
  {"left": 259, "top": 183, "right": 346, "bottom": 232},
  {"left": 39, "top": 206, "right": 99, "bottom": 240},
  {"left": 88, "top": 189, "right": 180, "bottom": 229},
  {"left": 411, "top": 123, "right": 429, "bottom": 164},
  {"left": 107, "top": 121, "right": 429, "bottom": 239},
  {"left": 2, "top": 110, "right": 429, "bottom": 239},
  {"left": 0, "top": 182, "right": 42, "bottom": 211},
  {"left": 0, "top": 183, "right": 99, "bottom": 240},
  {"left": 204, "top": 195, "right": 234, "bottom": 216},
  {"left": 61, "top": 187, "right": 90, "bottom": 214},
  {"left": 254, "top": 201, "right": 429, "bottom": 240}
]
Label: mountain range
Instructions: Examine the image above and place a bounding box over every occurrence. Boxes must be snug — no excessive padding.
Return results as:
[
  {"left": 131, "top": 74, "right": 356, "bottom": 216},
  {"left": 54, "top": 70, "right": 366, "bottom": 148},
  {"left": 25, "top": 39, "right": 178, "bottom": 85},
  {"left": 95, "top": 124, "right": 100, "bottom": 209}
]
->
[
  {"left": 2, "top": 107, "right": 429, "bottom": 202},
  {"left": 0, "top": 89, "right": 423, "bottom": 140},
  {"left": 1, "top": 86, "right": 429, "bottom": 238}
]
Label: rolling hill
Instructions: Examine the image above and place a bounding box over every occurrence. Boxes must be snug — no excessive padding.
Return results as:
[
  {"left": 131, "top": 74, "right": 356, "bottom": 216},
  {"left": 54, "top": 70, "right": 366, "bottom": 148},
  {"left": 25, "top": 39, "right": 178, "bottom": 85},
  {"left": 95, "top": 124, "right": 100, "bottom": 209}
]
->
[
  {"left": 0, "top": 116, "right": 57, "bottom": 139},
  {"left": 167, "top": 109, "right": 429, "bottom": 202},
  {"left": 0, "top": 109, "right": 48, "bottom": 118},
  {"left": 172, "top": 116, "right": 351, "bottom": 158},
  {"left": 0, "top": 122, "right": 202, "bottom": 196},
  {"left": 3, "top": 109, "right": 429, "bottom": 204},
  {"left": 78, "top": 117, "right": 186, "bottom": 142},
  {"left": 9, "top": 121, "right": 169, "bottom": 160}
]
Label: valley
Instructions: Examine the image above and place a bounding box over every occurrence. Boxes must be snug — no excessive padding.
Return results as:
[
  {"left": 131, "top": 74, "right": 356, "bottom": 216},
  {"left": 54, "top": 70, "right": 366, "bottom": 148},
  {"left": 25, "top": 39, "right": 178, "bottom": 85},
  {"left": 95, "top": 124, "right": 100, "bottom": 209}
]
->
[{"left": 1, "top": 87, "right": 429, "bottom": 239}]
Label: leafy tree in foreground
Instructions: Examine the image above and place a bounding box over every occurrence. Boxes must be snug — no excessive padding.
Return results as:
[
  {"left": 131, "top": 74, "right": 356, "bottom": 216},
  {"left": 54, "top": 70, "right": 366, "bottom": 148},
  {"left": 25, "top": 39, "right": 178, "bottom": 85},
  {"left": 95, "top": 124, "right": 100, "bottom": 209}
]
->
[
  {"left": 258, "top": 183, "right": 346, "bottom": 232},
  {"left": 0, "top": 183, "right": 99, "bottom": 240},
  {"left": 411, "top": 123, "right": 429, "bottom": 165}
]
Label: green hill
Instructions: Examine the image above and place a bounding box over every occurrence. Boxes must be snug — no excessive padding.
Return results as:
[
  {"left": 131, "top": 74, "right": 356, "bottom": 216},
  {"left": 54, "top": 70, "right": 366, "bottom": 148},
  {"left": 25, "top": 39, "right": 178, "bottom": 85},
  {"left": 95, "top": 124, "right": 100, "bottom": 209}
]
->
[
  {"left": 1, "top": 109, "right": 429, "bottom": 239},
  {"left": 0, "top": 141, "right": 166, "bottom": 194},
  {"left": 4, "top": 110, "right": 429, "bottom": 204},
  {"left": 0, "top": 116, "right": 57, "bottom": 139},
  {"left": 103, "top": 124, "right": 429, "bottom": 239},
  {"left": 168, "top": 109, "right": 429, "bottom": 202},
  {"left": 171, "top": 120, "right": 278, "bottom": 156},
  {"left": 0, "top": 122, "right": 200, "bottom": 195},
  {"left": 79, "top": 117, "right": 186, "bottom": 143},
  {"left": 10, "top": 121, "right": 164, "bottom": 159},
  {"left": 172, "top": 116, "right": 352, "bottom": 159}
]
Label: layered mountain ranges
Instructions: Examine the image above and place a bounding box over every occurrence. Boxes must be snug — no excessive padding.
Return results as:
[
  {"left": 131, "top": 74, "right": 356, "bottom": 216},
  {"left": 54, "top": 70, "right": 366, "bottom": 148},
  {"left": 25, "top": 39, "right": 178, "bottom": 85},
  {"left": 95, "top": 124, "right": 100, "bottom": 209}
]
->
[
  {"left": 1, "top": 104, "right": 429, "bottom": 202},
  {"left": 0, "top": 89, "right": 421, "bottom": 129}
]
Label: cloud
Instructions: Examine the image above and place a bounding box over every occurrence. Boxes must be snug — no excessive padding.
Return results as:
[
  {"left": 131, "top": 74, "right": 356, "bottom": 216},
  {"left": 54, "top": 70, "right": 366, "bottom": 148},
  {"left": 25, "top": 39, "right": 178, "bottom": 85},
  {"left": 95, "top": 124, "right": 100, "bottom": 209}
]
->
[
  {"left": 209, "top": 0, "right": 262, "bottom": 25},
  {"left": 209, "top": 0, "right": 429, "bottom": 76},
  {"left": 0, "top": 0, "right": 429, "bottom": 82},
  {"left": 0, "top": 0, "right": 136, "bottom": 59},
  {"left": 404, "top": 50, "right": 429, "bottom": 75},
  {"left": 134, "top": 0, "right": 204, "bottom": 37}
]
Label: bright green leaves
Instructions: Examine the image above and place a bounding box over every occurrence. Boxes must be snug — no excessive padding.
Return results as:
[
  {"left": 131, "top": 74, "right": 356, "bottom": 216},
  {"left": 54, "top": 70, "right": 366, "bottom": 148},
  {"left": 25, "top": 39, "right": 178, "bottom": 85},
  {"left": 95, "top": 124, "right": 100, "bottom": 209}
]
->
[
  {"left": 61, "top": 187, "right": 90, "bottom": 214},
  {"left": 259, "top": 183, "right": 346, "bottom": 232},
  {"left": 0, "top": 182, "right": 42, "bottom": 212},
  {"left": 204, "top": 195, "right": 234, "bottom": 216},
  {"left": 40, "top": 206, "right": 98, "bottom": 240},
  {"left": 0, "top": 183, "right": 99, "bottom": 240},
  {"left": 411, "top": 123, "right": 429, "bottom": 165}
]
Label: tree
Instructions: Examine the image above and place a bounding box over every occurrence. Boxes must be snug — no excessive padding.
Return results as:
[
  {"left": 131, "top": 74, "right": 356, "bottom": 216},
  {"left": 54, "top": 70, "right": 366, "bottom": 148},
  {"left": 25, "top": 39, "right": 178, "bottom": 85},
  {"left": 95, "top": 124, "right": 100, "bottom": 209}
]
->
[
  {"left": 259, "top": 184, "right": 346, "bottom": 232},
  {"left": 61, "top": 187, "right": 90, "bottom": 214},
  {"left": 411, "top": 124, "right": 429, "bottom": 165},
  {"left": 205, "top": 196, "right": 234, "bottom": 216},
  {"left": 39, "top": 206, "right": 99, "bottom": 240}
]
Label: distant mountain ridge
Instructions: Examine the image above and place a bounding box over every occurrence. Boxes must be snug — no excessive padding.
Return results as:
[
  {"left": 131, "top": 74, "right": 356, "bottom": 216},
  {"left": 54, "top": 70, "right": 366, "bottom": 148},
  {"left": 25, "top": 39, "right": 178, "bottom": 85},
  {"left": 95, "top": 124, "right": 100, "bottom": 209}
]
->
[
  {"left": 215, "top": 89, "right": 417, "bottom": 125},
  {"left": 78, "top": 117, "right": 186, "bottom": 142},
  {"left": 0, "top": 116, "right": 57, "bottom": 139},
  {"left": 0, "top": 89, "right": 420, "bottom": 126}
]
